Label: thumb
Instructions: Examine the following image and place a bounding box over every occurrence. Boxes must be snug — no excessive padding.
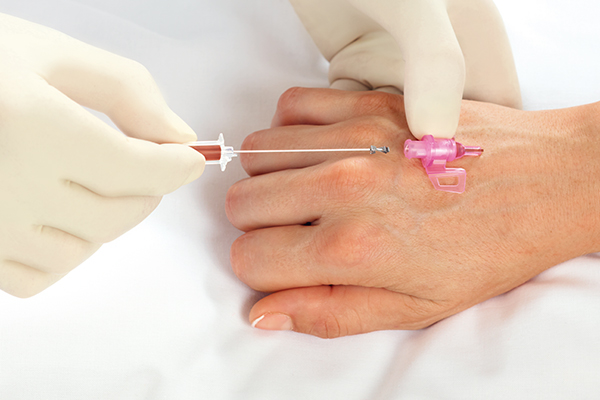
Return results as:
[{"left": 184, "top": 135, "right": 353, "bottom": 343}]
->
[
  {"left": 249, "top": 286, "right": 443, "bottom": 338},
  {"left": 347, "top": 0, "right": 465, "bottom": 139}
]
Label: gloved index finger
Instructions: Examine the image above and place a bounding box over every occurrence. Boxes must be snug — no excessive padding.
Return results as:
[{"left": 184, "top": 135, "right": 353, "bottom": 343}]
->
[
  {"left": 70, "top": 135, "right": 206, "bottom": 198},
  {"left": 348, "top": 0, "right": 465, "bottom": 139},
  {"left": 31, "top": 87, "right": 206, "bottom": 198},
  {"left": 0, "top": 12, "right": 197, "bottom": 145},
  {"left": 83, "top": 138, "right": 206, "bottom": 197}
]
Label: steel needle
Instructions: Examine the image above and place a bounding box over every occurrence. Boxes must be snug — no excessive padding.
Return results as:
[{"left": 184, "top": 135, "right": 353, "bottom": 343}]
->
[{"left": 233, "top": 146, "right": 390, "bottom": 154}]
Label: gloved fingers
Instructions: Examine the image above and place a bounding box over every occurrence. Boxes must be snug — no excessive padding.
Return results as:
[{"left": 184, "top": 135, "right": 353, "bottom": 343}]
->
[
  {"left": 348, "top": 0, "right": 465, "bottom": 139},
  {"left": 1, "top": 225, "right": 101, "bottom": 275},
  {"left": 231, "top": 220, "right": 392, "bottom": 293},
  {"left": 248, "top": 286, "right": 448, "bottom": 337},
  {"left": 241, "top": 117, "right": 400, "bottom": 176},
  {"left": 48, "top": 51, "right": 196, "bottom": 144},
  {"left": 41, "top": 181, "right": 162, "bottom": 244},
  {"left": 290, "top": 1, "right": 406, "bottom": 93},
  {"left": 288, "top": 0, "right": 379, "bottom": 60},
  {"left": 271, "top": 87, "right": 405, "bottom": 128},
  {"left": 329, "top": 31, "right": 406, "bottom": 93},
  {"left": 0, "top": 259, "right": 65, "bottom": 299},
  {"left": 30, "top": 87, "right": 205, "bottom": 197},
  {"left": 447, "top": 0, "right": 521, "bottom": 108},
  {"left": 65, "top": 136, "right": 206, "bottom": 198},
  {"left": 4, "top": 11, "right": 197, "bottom": 144}
]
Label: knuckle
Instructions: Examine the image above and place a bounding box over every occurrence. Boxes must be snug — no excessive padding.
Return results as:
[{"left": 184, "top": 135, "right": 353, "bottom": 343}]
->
[
  {"left": 274, "top": 87, "right": 307, "bottom": 124},
  {"left": 110, "top": 59, "right": 157, "bottom": 104},
  {"left": 278, "top": 86, "right": 306, "bottom": 110},
  {"left": 341, "top": 116, "right": 397, "bottom": 146},
  {"left": 121, "top": 59, "right": 153, "bottom": 83},
  {"left": 353, "top": 91, "right": 399, "bottom": 116},
  {"left": 329, "top": 31, "right": 404, "bottom": 91},
  {"left": 316, "top": 222, "right": 379, "bottom": 268},
  {"left": 319, "top": 157, "right": 379, "bottom": 203}
]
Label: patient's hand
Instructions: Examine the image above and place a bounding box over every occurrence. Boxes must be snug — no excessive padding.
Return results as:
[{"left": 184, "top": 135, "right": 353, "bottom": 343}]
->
[{"left": 226, "top": 87, "right": 600, "bottom": 338}]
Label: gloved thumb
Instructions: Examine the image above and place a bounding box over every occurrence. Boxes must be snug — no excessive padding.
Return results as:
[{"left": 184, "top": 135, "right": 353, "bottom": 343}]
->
[
  {"left": 249, "top": 286, "right": 440, "bottom": 337},
  {"left": 347, "top": 0, "right": 465, "bottom": 139}
]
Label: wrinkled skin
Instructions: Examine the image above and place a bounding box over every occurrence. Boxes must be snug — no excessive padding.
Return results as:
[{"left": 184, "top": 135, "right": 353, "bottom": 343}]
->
[{"left": 226, "top": 88, "right": 600, "bottom": 338}]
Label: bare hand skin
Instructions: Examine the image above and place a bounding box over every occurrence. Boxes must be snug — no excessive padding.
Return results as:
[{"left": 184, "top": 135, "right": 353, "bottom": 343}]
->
[{"left": 226, "top": 87, "right": 600, "bottom": 338}]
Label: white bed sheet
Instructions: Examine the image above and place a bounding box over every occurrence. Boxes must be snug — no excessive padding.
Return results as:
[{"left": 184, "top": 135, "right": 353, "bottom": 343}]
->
[{"left": 0, "top": 0, "right": 599, "bottom": 399}]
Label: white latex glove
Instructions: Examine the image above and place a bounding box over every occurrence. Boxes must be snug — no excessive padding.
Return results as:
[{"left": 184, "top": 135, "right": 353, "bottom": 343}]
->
[
  {"left": 289, "top": 0, "right": 522, "bottom": 139},
  {"left": 0, "top": 14, "right": 205, "bottom": 298}
]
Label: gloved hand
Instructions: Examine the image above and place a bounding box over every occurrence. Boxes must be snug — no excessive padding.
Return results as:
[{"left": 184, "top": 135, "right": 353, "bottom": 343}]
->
[
  {"left": 288, "top": 0, "right": 522, "bottom": 139},
  {"left": 0, "top": 14, "right": 205, "bottom": 298}
]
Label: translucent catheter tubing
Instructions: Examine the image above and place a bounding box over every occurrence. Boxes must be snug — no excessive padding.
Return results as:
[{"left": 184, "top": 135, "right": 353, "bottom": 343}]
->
[{"left": 185, "top": 133, "right": 390, "bottom": 171}]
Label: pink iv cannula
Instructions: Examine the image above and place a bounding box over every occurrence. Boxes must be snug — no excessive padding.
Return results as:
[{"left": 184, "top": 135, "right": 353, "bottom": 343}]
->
[{"left": 187, "top": 133, "right": 482, "bottom": 193}]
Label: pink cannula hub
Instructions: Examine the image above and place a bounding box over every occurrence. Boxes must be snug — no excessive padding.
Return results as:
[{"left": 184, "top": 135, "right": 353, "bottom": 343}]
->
[{"left": 404, "top": 135, "right": 483, "bottom": 194}]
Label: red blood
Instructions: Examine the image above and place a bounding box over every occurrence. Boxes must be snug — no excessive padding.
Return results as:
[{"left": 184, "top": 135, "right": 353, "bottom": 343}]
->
[{"left": 191, "top": 145, "right": 221, "bottom": 161}]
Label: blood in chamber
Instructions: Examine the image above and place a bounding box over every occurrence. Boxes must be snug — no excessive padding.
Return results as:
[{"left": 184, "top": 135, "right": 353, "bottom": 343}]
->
[{"left": 191, "top": 145, "right": 222, "bottom": 161}]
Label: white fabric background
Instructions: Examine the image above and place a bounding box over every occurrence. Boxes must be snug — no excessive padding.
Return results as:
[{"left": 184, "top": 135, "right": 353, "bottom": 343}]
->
[{"left": 0, "top": 0, "right": 599, "bottom": 399}]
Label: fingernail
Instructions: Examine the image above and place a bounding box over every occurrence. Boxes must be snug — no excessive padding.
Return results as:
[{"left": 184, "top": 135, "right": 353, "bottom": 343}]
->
[{"left": 251, "top": 313, "right": 294, "bottom": 331}]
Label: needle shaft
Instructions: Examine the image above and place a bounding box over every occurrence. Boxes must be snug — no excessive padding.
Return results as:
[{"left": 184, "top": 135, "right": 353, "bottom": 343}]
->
[
  {"left": 234, "top": 149, "right": 368, "bottom": 153},
  {"left": 234, "top": 146, "right": 390, "bottom": 154}
]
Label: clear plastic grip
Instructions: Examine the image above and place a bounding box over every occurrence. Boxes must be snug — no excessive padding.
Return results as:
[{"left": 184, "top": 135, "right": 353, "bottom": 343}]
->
[
  {"left": 186, "top": 133, "right": 237, "bottom": 171},
  {"left": 404, "top": 135, "right": 483, "bottom": 194}
]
